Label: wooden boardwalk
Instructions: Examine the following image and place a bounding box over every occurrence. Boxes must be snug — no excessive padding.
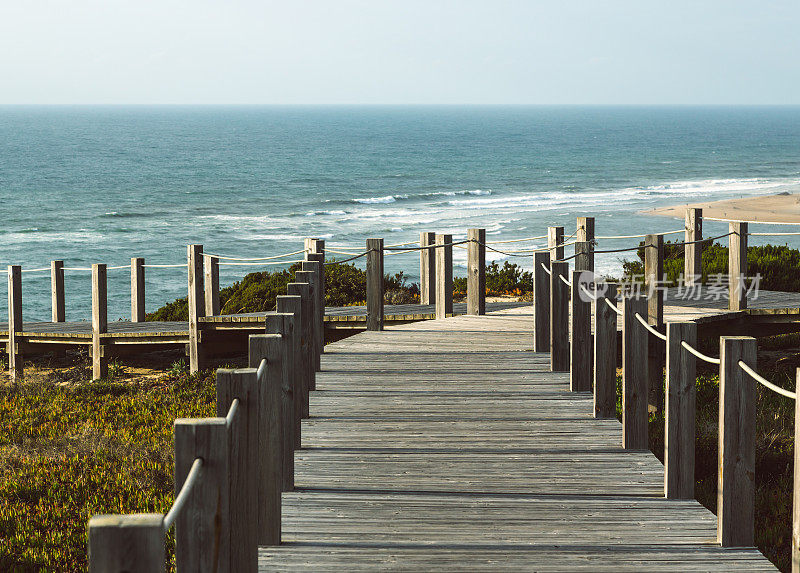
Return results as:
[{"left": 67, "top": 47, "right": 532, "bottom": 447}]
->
[{"left": 260, "top": 307, "right": 774, "bottom": 571}]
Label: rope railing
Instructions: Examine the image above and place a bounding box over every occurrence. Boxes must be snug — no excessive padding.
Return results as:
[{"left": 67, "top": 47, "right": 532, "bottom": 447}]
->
[
  {"left": 141, "top": 263, "right": 186, "bottom": 268},
  {"left": 635, "top": 312, "right": 667, "bottom": 341},
  {"left": 540, "top": 262, "right": 552, "bottom": 275},
  {"left": 705, "top": 216, "right": 800, "bottom": 225},
  {"left": 738, "top": 361, "right": 797, "bottom": 400},
  {"left": 19, "top": 267, "right": 51, "bottom": 273},
  {"left": 218, "top": 260, "right": 305, "bottom": 267},
  {"left": 681, "top": 340, "right": 721, "bottom": 365},
  {"left": 485, "top": 235, "right": 547, "bottom": 244},
  {"left": 324, "top": 251, "right": 370, "bottom": 265},
  {"left": 201, "top": 249, "right": 308, "bottom": 262},
  {"left": 257, "top": 358, "right": 267, "bottom": 380},
  {"left": 559, "top": 274, "right": 571, "bottom": 287},
  {"left": 579, "top": 283, "right": 598, "bottom": 301},
  {"left": 595, "top": 229, "right": 684, "bottom": 239},
  {"left": 163, "top": 457, "right": 203, "bottom": 532},
  {"left": 605, "top": 297, "right": 622, "bottom": 315},
  {"left": 749, "top": 231, "right": 800, "bottom": 236}
]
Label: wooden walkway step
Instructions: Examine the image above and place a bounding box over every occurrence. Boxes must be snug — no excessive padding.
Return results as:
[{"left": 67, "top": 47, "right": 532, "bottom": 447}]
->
[{"left": 259, "top": 307, "right": 775, "bottom": 571}]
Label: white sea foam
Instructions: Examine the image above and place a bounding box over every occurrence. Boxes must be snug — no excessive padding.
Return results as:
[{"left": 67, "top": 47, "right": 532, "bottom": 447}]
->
[{"left": 353, "top": 194, "right": 407, "bottom": 204}]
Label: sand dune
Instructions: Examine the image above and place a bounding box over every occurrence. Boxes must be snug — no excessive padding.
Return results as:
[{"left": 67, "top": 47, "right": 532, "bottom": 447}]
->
[{"left": 645, "top": 192, "right": 800, "bottom": 223}]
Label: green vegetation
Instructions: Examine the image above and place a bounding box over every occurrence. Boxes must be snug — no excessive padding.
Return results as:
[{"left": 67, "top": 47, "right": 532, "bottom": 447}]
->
[
  {"left": 0, "top": 363, "right": 218, "bottom": 571},
  {"left": 622, "top": 241, "right": 800, "bottom": 291}
]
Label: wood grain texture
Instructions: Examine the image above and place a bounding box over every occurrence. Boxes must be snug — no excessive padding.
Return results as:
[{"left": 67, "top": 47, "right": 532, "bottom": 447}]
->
[
  {"left": 793, "top": 368, "right": 800, "bottom": 572},
  {"left": 204, "top": 254, "right": 220, "bottom": 317},
  {"left": 131, "top": 258, "right": 145, "bottom": 322},
  {"left": 645, "top": 234, "right": 664, "bottom": 326},
  {"left": 435, "top": 234, "right": 453, "bottom": 319},
  {"left": 594, "top": 283, "right": 617, "bottom": 418},
  {"left": 187, "top": 244, "right": 205, "bottom": 373},
  {"left": 366, "top": 238, "right": 384, "bottom": 331},
  {"left": 533, "top": 251, "right": 550, "bottom": 353},
  {"left": 7, "top": 265, "right": 22, "bottom": 383},
  {"left": 570, "top": 270, "right": 592, "bottom": 391},
  {"left": 288, "top": 279, "right": 315, "bottom": 394},
  {"left": 276, "top": 295, "right": 303, "bottom": 449},
  {"left": 467, "top": 228, "right": 486, "bottom": 315},
  {"left": 303, "top": 254, "right": 325, "bottom": 364},
  {"left": 88, "top": 514, "right": 165, "bottom": 573},
  {"left": 51, "top": 260, "right": 65, "bottom": 322},
  {"left": 729, "top": 222, "right": 749, "bottom": 311},
  {"left": 718, "top": 336, "right": 757, "bottom": 547},
  {"left": 665, "top": 322, "right": 696, "bottom": 499},
  {"left": 92, "top": 264, "right": 107, "bottom": 380},
  {"left": 550, "top": 261, "right": 569, "bottom": 372},
  {"left": 419, "top": 232, "right": 436, "bottom": 305},
  {"left": 685, "top": 208, "right": 702, "bottom": 286},
  {"left": 262, "top": 315, "right": 295, "bottom": 491},
  {"left": 623, "top": 296, "right": 648, "bottom": 450},
  {"left": 576, "top": 216, "right": 595, "bottom": 272},
  {"left": 547, "top": 226, "right": 564, "bottom": 261}
]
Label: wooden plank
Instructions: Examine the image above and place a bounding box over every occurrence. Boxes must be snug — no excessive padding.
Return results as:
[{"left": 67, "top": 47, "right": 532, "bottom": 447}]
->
[
  {"left": 467, "top": 228, "right": 486, "bottom": 315},
  {"left": 548, "top": 226, "right": 564, "bottom": 261},
  {"left": 793, "top": 367, "right": 800, "bottom": 572},
  {"left": 276, "top": 295, "right": 303, "bottom": 449},
  {"left": 187, "top": 244, "right": 205, "bottom": 373},
  {"left": 533, "top": 251, "right": 550, "bottom": 353},
  {"left": 301, "top": 259, "right": 323, "bottom": 369},
  {"left": 289, "top": 275, "right": 315, "bottom": 393},
  {"left": 718, "top": 335, "right": 757, "bottom": 547},
  {"left": 570, "top": 270, "right": 591, "bottom": 391},
  {"left": 550, "top": 261, "right": 569, "bottom": 372},
  {"left": 665, "top": 322, "right": 696, "bottom": 499},
  {"left": 576, "top": 217, "right": 595, "bottom": 271},
  {"left": 366, "top": 238, "right": 384, "bottom": 331},
  {"left": 92, "top": 264, "right": 107, "bottom": 380},
  {"left": 685, "top": 208, "right": 702, "bottom": 285},
  {"left": 594, "top": 283, "right": 617, "bottom": 418},
  {"left": 435, "top": 234, "right": 453, "bottom": 319},
  {"left": 204, "top": 254, "right": 220, "bottom": 316},
  {"left": 420, "top": 232, "right": 436, "bottom": 305},
  {"left": 87, "top": 514, "right": 165, "bottom": 573},
  {"left": 729, "top": 222, "right": 748, "bottom": 311},
  {"left": 262, "top": 314, "right": 295, "bottom": 491},
  {"left": 7, "top": 265, "right": 22, "bottom": 383},
  {"left": 51, "top": 260, "right": 65, "bottom": 322},
  {"left": 622, "top": 295, "right": 648, "bottom": 450},
  {"left": 131, "top": 257, "right": 145, "bottom": 322}
]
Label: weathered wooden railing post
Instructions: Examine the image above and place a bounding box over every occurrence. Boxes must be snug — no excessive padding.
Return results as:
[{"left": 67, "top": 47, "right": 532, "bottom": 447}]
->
[
  {"left": 287, "top": 278, "right": 314, "bottom": 402},
  {"left": 301, "top": 259, "right": 323, "bottom": 369},
  {"left": 295, "top": 268, "right": 318, "bottom": 375},
  {"left": 550, "top": 261, "right": 569, "bottom": 372},
  {"left": 304, "top": 238, "right": 326, "bottom": 357},
  {"left": 420, "top": 231, "right": 436, "bottom": 305},
  {"left": 131, "top": 257, "right": 145, "bottom": 322},
  {"left": 435, "top": 234, "right": 453, "bottom": 319},
  {"left": 548, "top": 226, "right": 564, "bottom": 261},
  {"left": 204, "top": 254, "right": 220, "bottom": 316},
  {"left": 51, "top": 260, "right": 65, "bottom": 322},
  {"left": 87, "top": 514, "right": 165, "bottom": 572},
  {"left": 645, "top": 233, "right": 665, "bottom": 413},
  {"left": 594, "top": 282, "right": 617, "bottom": 418},
  {"left": 262, "top": 314, "right": 295, "bottom": 491},
  {"left": 187, "top": 244, "right": 205, "bottom": 373},
  {"left": 174, "top": 417, "right": 229, "bottom": 570},
  {"left": 92, "top": 263, "right": 108, "bottom": 380},
  {"left": 665, "top": 321, "right": 697, "bottom": 499},
  {"left": 575, "top": 216, "right": 595, "bottom": 271},
  {"left": 685, "top": 208, "right": 703, "bottom": 285},
  {"left": 247, "top": 334, "right": 284, "bottom": 546},
  {"left": 276, "top": 294, "right": 303, "bottom": 446},
  {"left": 718, "top": 336, "right": 757, "bottom": 547},
  {"left": 729, "top": 222, "right": 748, "bottom": 311},
  {"left": 570, "top": 270, "right": 592, "bottom": 391},
  {"left": 467, "top": 228, "right": 486, "bottom": 315},
  {"left": 622, "top": 294, "right": 648, "bottom": 449},
  {"left": 216, "top": 368, "right": 260, "bottom": 573},
  {"left": 7, "top": 265, "right": 22, "bottom": 382},
  {"left": 793, "top": 368, "right": 800, "bottom": 571},
  {"left": 366, "top": 238, "right": 384, "bottom": 330},
  {"left": 533, "top": 251, "right": 551, "bottom": 352}
]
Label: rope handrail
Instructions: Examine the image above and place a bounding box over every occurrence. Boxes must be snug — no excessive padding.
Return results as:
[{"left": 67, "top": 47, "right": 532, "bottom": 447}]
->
[
  {"left": 749, "top": 231, "right": 800, "bottom": 236},
  {"left": 163, "top": 457, "right": 203, "bottom": 532},
  {"left": 325, "top": 248, "right": 366, "bottom": 256},
  {"left": 540, "top": 262, "right": 552, "bottom": 275},
  {"left": 107, "top": 265, "right": 132, "bottom": 271},
  {"left": 201, "top": 249, "right": 308, "bottom": 262},
  {"left": 20, "top": 267, "right": 51, "bottom": 273},
  {"left": 635, "top": 312, "right": 667, "bottom": 341},
  {"left": 62, "top": 267, "right": 93, "bottom": 272},
  {"left": 384, "top": 249, "right": 419, "bottom": 256},
  {"left": 142, "top": 263, "right": 186, "bottom": 268},
  {"left": 705, "top": 216, "right": 800, "bottom": 226},
  {"left": 595, "top": 229, "right": 684, "bottom": 240},
  {"left": 325, "top": 251, "right": 370, "bottom": 265},
  {"left": 384, "top": 239, "right": 471, "bottom": 252},
  {"left": 257, "top": 358, "right": 267, "bottom": 380},
  {"left": 559, "top": 274, "right": 571, "bottom": 287},
  {"left": 482, "top": 239, "right": 579, "bottom": 258},
  {"left": 225, "top": 398, "right": 240, "bottom": 426},
  {"left": 485, "top": 235, "right": 547, "bottom": 244},
  {"left": 605, "top": 297, "right": 622, "bottom": 315},
  {"left": 579, "top": 283, "right": 598, "bottom": 301},
  {"left": 385, "top": 240, "right": 420, "bottom": 248},
  {"left": 681, "top": 340, "right": 721, "bottom": 365},
  {"left": 738, "top": 360, "right": 797, "bottom": 400},
  {"left": 218, "top": 260, "right": 305, "bottom": 267}
]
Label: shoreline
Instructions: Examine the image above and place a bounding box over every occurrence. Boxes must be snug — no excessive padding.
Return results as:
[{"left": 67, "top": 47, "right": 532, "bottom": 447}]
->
[{"left": 644, "top": 191, "right": 800, "bottom": 223}]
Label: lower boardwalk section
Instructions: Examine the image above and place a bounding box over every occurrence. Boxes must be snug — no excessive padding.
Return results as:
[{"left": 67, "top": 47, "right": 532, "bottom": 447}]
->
[{"left": 260, "top": 308, "right": 775, "bottom": 571}]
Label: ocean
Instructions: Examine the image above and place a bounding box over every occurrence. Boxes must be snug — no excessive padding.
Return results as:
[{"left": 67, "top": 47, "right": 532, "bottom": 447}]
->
[{"left": 2, "top": 105, "right": 800, "bottom": 321}]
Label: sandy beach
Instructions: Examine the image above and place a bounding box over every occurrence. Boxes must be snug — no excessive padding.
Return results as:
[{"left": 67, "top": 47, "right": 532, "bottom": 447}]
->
[{"left": 645, "top": 191, "right": 800, "bottom": 223}]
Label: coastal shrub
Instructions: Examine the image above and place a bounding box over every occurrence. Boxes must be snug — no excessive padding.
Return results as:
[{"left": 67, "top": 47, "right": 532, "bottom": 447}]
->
[
  {"left": 453, "top": 261, "right": 533, "bottom": 297},
  {"left": 622, "top": 241, "right": 800, "bottom": 291}
]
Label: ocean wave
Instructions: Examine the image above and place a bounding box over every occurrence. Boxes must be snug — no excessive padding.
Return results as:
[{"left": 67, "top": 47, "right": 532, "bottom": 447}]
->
[
  {"left": 306, "top": 210, "right": 347, "bottom": 216},
  {"left": 351, "top": 189, "right": 491, "bottom": 205},
  {"left": 353, "top": 195, "right": 407, "bottom": 204}
]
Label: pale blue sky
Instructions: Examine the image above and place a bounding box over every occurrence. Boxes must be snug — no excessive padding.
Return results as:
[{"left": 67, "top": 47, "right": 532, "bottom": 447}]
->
[{"left": 1, "top": 0, "right": 798, "bottom": 104}]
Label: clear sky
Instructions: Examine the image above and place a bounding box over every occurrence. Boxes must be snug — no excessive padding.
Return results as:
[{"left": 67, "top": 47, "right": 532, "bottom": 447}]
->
[{"left": 2, "top": 0, "right": 798, "bottom": 105}]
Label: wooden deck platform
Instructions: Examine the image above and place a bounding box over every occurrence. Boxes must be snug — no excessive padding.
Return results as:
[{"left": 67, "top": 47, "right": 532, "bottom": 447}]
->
[{"left": 260, "top": 307, "right": 775, "bottom": 571}]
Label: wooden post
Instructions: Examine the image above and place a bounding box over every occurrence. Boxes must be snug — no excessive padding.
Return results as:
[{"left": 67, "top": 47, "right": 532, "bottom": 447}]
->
[
  {"left": 287, "top": 280, "right": 314, "bottom": 401},
  {"left": 533, "top": 251, "right": 551, "bottom": 353},
  {"left": 622, "top": 295, "right": 648, "bottom": 450},
  {"left": 718, "top": 336, "right": 757, "bottom": 547},
  {"left": 246, "top": 334, "right": 284, "bottom": 546},
  {"left": 665, "top": 322, "right": 697, "bottom": 499},
  {"left": 594, "top": 283, "right": 618, "bottom": 418},
  {"left": 435, "top": 234, "right": 454, "bottom": 319},
  {"left": 685, "top": 208, "right": 703, "bottom": 285},
  {"left": 301, "top": 259, "right": 323, "bottom": 369},
  {"left": 645, "top": 233, "right": 665, "bottom": 414},
  {"left": 570, "top": 270, "right": 592, "bottom": 391},
  {"left": 792, "top": 368, "right": 800, "bottom": 571},
  {"left": 92, "top": 264, "right": 108, "bottom": 380},
  {"left": 7, "top": 265, "right": 22, "bottom": 383},
  {"left": 276, "top": 295, "right": 303, "bottom": 448},
  {"left": 174, "top": 418, "right": 229, "bottom": 570},
  {"left": 51, "top": 260, "right": 65, "bottom": 322},
  {"left": 575, "top": 216, "right": 595, "bottom": 272},
  {"left": 467, "top": 228, "right": 486, "bottom": 315},
  {"left": 187, "top": 245, "right": 205, "bottom": 373},
  {"left": 87, "top": 514, "right": 165, "bottom": 573},
  {"left": 550, "top": 261, "right": 569, "bottom": 372},
  {"left": 729, "top": 222, "right": 748, "bottom": 311},
  {"left": 262, "top": 314, "right": 295, "bottom": 491},
  {"left": 420, "top": 232, "right": 436, "bottom": 305},
  {"left": 548, "top": 226, "right": 564, "bottom": 261},
  {"left": 366, "top": 238, "right": 384, "bottom": 331},
  {"left": 304, "top": 246, "right": 325, "bottom": 356},
  {"left": 204, "top": 254, "right": 220, "bottom": 316},
  {"left": 216, "top": 369, "right": 259, "bottom": 573},
  {"left": 131, "top": 257, "right": 145, "bottom": 322}
]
